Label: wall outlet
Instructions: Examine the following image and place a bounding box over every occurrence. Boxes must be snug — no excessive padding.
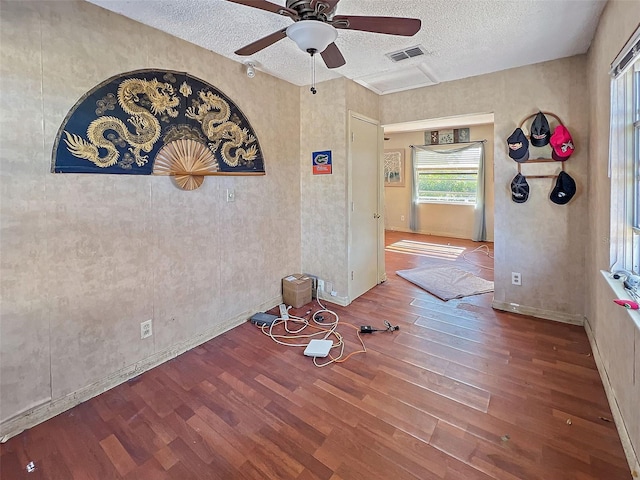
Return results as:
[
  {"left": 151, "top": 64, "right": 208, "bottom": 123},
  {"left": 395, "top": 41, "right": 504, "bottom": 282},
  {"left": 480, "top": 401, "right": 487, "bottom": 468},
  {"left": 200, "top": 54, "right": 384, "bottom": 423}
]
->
[
  {"left": 511, "top": 272, "right": 522, "bottom": 286},
  {"left": 141, "top": 319, "right": 152, "bottom": 339},
  {"left": 317, "top": 278, "right": 325, "bottom": 293}
]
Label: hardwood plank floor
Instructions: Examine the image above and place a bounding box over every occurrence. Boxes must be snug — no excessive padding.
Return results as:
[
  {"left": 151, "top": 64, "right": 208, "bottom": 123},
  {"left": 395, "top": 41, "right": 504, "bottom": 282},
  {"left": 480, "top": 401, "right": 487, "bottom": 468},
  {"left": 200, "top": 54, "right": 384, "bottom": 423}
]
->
[{"left": 0, "top": 231, "right": 631, "bottom": 479}]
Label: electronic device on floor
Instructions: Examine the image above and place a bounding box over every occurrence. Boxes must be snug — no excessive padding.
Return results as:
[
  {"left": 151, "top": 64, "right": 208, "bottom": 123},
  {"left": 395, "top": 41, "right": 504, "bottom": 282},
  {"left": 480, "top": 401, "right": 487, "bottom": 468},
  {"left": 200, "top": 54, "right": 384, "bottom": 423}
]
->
[
  {"left": 250, "top": 312, "right": 278, "bottom": 327},
  {"left": 303, "top": 339, "right": 333, "bottom": 358}
]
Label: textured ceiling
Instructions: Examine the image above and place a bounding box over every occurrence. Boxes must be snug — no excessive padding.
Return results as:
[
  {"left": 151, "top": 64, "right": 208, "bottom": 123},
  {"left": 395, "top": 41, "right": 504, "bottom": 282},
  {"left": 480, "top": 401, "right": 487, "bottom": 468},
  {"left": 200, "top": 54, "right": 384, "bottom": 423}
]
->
[{"left": 86, "top": 0, "right": 606, "bottom": 95}]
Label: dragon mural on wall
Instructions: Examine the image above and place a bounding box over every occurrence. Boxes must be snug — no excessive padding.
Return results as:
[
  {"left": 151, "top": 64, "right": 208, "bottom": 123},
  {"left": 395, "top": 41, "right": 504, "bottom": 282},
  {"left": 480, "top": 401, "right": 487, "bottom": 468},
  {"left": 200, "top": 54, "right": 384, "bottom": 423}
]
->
[
  {"left": 63, "top": 78, "right": 180, "bottom": 168},
  {"left": 186, "top": 90, "right": 259, "bottom": 169},
  {"left": 52, "top": 69, "right": 264, "bottom": 189}
]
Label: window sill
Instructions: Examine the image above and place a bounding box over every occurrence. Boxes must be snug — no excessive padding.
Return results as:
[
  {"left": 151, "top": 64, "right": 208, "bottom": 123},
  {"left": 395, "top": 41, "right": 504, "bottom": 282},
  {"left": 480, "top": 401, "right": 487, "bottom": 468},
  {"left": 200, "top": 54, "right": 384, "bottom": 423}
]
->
[
  {"left": 417, "top": 201, "right": 476, "bottom": 206},
  {"left": 601, "top": 270, "right": 640, "bottom": 331}
]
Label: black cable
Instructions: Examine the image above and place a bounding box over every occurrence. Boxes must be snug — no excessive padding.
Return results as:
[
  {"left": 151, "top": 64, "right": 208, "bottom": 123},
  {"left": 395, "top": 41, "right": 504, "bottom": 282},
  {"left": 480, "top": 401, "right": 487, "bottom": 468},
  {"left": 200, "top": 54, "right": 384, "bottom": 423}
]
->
[
  {"left": 384, "top": 320, "right": 400, "bottom": 332},
  {"left": 360, "top": 321, "right": 399, "bottom": 334}
]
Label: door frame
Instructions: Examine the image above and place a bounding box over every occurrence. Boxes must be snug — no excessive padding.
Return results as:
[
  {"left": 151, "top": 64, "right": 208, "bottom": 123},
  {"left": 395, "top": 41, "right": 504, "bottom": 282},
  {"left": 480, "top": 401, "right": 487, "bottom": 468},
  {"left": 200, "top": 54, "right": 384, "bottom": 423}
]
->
[{"left": 347, "top": 110, "right": 386, "bottom": 304}]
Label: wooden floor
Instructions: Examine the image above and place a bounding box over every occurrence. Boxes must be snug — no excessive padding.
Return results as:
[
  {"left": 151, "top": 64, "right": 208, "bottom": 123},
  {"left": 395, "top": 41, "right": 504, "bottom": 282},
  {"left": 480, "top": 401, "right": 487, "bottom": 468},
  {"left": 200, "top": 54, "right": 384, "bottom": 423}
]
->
[{"left": 1, "top": 231, "right": 631, "bottom": 479}]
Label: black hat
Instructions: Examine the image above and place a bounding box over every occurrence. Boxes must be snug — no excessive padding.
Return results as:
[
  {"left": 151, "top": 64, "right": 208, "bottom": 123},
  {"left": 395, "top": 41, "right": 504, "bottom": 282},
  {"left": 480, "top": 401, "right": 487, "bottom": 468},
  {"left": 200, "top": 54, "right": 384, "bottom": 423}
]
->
[
  {"left": 530, "top": 112, "right": 551, "bottom": 147},
  {"left": 511, "top": 173, "right": 529, "bottom": 203},
  {"left": 507, "top": 128, "right": 529, "bottom": 162},
  {"left": 550, "top": 171, "right": 576, "bottom": 205}
]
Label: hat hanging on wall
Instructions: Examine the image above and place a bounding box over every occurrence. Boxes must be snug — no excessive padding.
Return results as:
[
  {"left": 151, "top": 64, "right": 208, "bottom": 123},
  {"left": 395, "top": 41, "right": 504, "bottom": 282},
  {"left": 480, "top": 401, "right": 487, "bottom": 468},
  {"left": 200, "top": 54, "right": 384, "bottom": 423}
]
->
[
  {"left": 507, "top": 128, "right": 530, "bottom": 163},
  {"left": 511, "top": 173, "right": 530, "bottom": 203},
  {"left": 550, "top": 171, "right": 576, "bottom": 204},
  {"left": 530, "top": 111, "right": 551, "bottom": 147},
  {"left": 550, "top": 125, "right": 575, "bottom": 161}
]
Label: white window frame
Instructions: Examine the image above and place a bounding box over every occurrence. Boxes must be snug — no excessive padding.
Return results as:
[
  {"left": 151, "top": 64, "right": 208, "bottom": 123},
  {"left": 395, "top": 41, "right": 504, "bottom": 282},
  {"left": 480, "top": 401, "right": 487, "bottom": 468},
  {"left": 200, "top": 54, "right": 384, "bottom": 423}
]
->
[
  {"left": 634, "top": 64, "right": 640, "bottom": 274},
  {"left": 609, "top": 26, "right": 640, "bottom": 275},
  {"left": 413, "top": 144, "right": 482, "bottom": 206}
]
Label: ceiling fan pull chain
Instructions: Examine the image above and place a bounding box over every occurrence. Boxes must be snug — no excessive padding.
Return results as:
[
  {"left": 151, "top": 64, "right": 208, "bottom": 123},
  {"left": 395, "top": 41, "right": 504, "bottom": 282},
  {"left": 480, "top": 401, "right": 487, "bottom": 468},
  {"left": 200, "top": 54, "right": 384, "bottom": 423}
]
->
[{"left": 310, "top": 52, "right": 317, "bottom": 94}]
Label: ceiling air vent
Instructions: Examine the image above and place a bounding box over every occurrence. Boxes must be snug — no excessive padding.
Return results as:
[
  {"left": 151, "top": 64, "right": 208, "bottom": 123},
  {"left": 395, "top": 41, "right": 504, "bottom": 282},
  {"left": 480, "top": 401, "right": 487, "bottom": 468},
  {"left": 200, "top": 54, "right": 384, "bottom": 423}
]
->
[
  {"left": 386, "top": 45, "right": 427, "bottom": 63},
  {"left": 355, "top": 64, "right": 438, "bottom": 95}
]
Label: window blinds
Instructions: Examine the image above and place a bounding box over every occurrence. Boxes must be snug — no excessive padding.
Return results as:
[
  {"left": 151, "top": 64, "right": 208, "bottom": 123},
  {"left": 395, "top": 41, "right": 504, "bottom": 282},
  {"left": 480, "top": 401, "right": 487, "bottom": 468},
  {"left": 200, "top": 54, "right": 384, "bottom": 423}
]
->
[
  {"left": 413, "top": 144, "right": 482, "bottom": 169},
  {"left": 610, "top": 24, "right": 640, "bottom": 78}
]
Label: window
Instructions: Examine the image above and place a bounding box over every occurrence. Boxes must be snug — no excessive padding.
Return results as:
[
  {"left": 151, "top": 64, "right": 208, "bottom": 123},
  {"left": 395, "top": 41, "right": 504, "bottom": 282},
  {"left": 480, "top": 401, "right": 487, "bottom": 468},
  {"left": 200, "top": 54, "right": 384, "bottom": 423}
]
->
[
  {"left": 634, "top": 62, "right": 640, "bottom": 274},
  {"left": 609, "top": 27, "right": 640, "bottom": 275},
  {"left": 413, "top": 144, "right": 482, "bottom": 205}
]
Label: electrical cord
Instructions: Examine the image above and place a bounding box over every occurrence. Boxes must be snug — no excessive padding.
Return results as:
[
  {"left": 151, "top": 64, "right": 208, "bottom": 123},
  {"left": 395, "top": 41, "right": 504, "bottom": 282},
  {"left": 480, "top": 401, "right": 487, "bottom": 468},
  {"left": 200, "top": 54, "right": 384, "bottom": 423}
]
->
[
  {"left": 360, "top": 321, "right": 399, "bottom": 333},
  {"left": 257, "top": 285, "right": 366, "bottom": 367},
  {"left": 462, "top": 244, "right": 494, "bottom": 270},
  {"left": 626, "top": 290, "right": 639, "bottom": 303},
  {"left": 314, "top": 322, "right": 366, "bottom": 368}
]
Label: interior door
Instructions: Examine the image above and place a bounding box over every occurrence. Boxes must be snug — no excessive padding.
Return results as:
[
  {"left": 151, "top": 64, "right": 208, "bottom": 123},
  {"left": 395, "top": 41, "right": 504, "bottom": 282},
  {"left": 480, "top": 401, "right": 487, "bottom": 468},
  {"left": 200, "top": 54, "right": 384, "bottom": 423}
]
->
[{"left": 348, "top": 113, "right": 382, "bottom": 301}]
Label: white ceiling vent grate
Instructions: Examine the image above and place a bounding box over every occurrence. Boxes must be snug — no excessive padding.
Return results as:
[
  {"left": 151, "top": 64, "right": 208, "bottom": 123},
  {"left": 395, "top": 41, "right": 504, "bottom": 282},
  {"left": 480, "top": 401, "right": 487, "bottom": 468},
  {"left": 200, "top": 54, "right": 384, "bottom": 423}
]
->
[
  {"left": 386, "top": 45, "right": 427, "bottom": 62},
  {"left": 354, "top": 64, "right": 439, "bottom": 95},
  {"left": 389, "top": 51, "right": 410, "bottom": 62}
]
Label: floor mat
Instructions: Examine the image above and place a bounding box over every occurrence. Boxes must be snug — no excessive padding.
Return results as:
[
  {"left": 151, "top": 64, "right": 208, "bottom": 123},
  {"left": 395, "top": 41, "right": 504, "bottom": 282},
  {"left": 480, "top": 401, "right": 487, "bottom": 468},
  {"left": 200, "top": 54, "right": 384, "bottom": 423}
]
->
[{"left": 396, "top": 265, "right": 494, "bottom": 301}]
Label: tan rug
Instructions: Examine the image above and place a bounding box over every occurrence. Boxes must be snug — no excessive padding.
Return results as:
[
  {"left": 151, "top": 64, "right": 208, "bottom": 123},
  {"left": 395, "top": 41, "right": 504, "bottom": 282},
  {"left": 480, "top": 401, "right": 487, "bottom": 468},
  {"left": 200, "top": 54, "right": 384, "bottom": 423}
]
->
[{"left": 396, "top": 265, "right": 494, "bottom": 301}]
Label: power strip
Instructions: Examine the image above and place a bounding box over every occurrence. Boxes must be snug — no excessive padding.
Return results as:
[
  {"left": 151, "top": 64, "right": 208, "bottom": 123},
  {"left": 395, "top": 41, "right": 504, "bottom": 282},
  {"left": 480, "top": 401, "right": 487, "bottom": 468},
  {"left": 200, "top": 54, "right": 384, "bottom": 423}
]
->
[{"left": 279, "top": 303, "right": 289, "bottom": 319}]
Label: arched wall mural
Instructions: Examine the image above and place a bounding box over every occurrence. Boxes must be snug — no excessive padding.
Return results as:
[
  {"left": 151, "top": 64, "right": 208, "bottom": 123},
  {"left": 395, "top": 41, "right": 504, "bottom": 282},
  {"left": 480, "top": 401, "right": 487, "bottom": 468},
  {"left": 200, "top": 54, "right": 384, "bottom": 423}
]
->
[{"left": 52, "top": 69, "right": 264, "bottom": 190}]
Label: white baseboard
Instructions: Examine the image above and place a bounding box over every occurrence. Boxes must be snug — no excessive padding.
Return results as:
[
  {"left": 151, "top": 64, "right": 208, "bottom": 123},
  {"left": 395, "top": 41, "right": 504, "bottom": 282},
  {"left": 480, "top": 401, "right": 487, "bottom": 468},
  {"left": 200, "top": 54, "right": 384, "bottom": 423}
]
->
[
  {"left": 385, "top": 227, "right": 494, "bottom": 243},
  {"left": 491, "top": 300, "right": 584, "bottom": 325},
  {"left": 316, "top": 281, "right": 390, "bottom": 307},
  {"left": 0, "top": 295, "right": 281, "bottom": 443},
  {"left": 584, "top": 319, "right": 639, "bottom": 477},
  {"left": 317, "top": 291, "right": 349, "bottom": 307},
  {"left": 386, "top": 226, "right": 466, "bottom": 238}
]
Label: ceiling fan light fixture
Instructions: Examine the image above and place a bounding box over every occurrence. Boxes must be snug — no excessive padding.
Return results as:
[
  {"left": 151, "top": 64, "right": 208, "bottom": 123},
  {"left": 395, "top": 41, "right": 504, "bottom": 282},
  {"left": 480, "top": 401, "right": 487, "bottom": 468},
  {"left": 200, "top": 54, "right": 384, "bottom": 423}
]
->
[{"left": 286, "top": 20, "right": 337, "bottom": 54}]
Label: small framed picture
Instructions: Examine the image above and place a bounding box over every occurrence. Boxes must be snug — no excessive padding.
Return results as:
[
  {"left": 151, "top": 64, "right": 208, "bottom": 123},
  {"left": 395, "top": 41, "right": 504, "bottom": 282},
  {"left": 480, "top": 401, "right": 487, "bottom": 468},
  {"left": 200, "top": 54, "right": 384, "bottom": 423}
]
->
[
  {"left": 438, "top": 129, "right": 454, "bottom": 144},
  {"left": 425, "top": 131, "right": 434, "bottom": 144},
  {"left": 384, "top": 149, "right": 405, "bottom": 187}
]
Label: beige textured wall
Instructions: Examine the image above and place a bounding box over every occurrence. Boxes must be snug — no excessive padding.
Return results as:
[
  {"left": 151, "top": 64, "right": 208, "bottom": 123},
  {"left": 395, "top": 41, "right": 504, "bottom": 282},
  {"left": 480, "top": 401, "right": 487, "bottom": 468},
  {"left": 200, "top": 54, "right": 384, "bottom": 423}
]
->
[
  {"left": 381, "top": 56, "right": 589, "bottom": 321},
  {"left": 384, "top": 124, "right": 495, "bottom": 241},
  {"left": 299, "top": 78, "right": 380, "bottom": 299},
  {"left": 0, "top": 0, "right": 301, "bottom": 426},
  {"left": 346, "top": 80, "right": 380, "bottom": 121},
  {"left": 300, "top": 78, "right": 348, "bottom": 297},
  {"left": 3, "top": 0, "right": 638, "bottom": 464},
  {"left": 586, "top": 0, "right": 640, "bottom": 468}
]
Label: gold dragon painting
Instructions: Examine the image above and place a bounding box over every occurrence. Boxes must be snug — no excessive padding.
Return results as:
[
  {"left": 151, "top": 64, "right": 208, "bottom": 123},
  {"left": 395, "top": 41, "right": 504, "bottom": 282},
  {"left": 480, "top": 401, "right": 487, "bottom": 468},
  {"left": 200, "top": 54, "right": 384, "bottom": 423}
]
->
[{"left": 52, "top": 69, "right": 264, "bottom": 190}]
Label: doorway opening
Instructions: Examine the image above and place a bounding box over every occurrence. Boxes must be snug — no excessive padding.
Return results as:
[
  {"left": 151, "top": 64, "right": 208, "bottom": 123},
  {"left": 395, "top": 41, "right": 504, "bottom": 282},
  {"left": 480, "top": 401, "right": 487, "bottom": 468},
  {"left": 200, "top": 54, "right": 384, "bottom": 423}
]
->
[{"left": 382, "top": 113, "right": 495, "bottom": 244}]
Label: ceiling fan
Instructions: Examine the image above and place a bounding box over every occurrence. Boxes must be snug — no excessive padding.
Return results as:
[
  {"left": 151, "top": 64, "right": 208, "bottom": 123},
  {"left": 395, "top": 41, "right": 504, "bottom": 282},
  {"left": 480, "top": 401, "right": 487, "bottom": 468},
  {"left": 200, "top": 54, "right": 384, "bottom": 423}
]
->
[{"left": 227, "top": 0, "right": 422, "bottom": 70}]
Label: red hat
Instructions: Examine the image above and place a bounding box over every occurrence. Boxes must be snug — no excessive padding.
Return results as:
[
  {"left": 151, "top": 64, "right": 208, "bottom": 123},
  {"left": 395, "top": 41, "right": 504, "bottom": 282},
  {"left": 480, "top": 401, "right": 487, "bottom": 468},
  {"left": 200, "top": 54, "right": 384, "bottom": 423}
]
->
[{"left": 550, "top": 125, "right": 574, "bottom": 161}]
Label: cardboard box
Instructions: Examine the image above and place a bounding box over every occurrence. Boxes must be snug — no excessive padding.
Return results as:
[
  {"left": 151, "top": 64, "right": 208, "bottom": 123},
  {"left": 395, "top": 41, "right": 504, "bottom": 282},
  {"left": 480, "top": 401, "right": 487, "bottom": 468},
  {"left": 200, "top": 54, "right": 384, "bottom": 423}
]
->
[{"left": 282, "top": 274, "right": 312, "bottom": 308}]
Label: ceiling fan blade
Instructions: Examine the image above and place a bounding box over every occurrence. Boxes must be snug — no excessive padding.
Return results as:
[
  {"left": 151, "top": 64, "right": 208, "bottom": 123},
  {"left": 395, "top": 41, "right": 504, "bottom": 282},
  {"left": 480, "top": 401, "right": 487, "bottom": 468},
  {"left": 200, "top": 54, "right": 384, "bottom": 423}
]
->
[
  {"left": 332, "top": 15, "right": 421, "bottom": 36},
  {"left": 321, "top": 42, "right": 346, "bottom": 69},
  {"left": 226, "top": 0, "right": 297, "bottom": 17},
  {"left": 234, "top": 28, "right": 288, "bottom": 56}
]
